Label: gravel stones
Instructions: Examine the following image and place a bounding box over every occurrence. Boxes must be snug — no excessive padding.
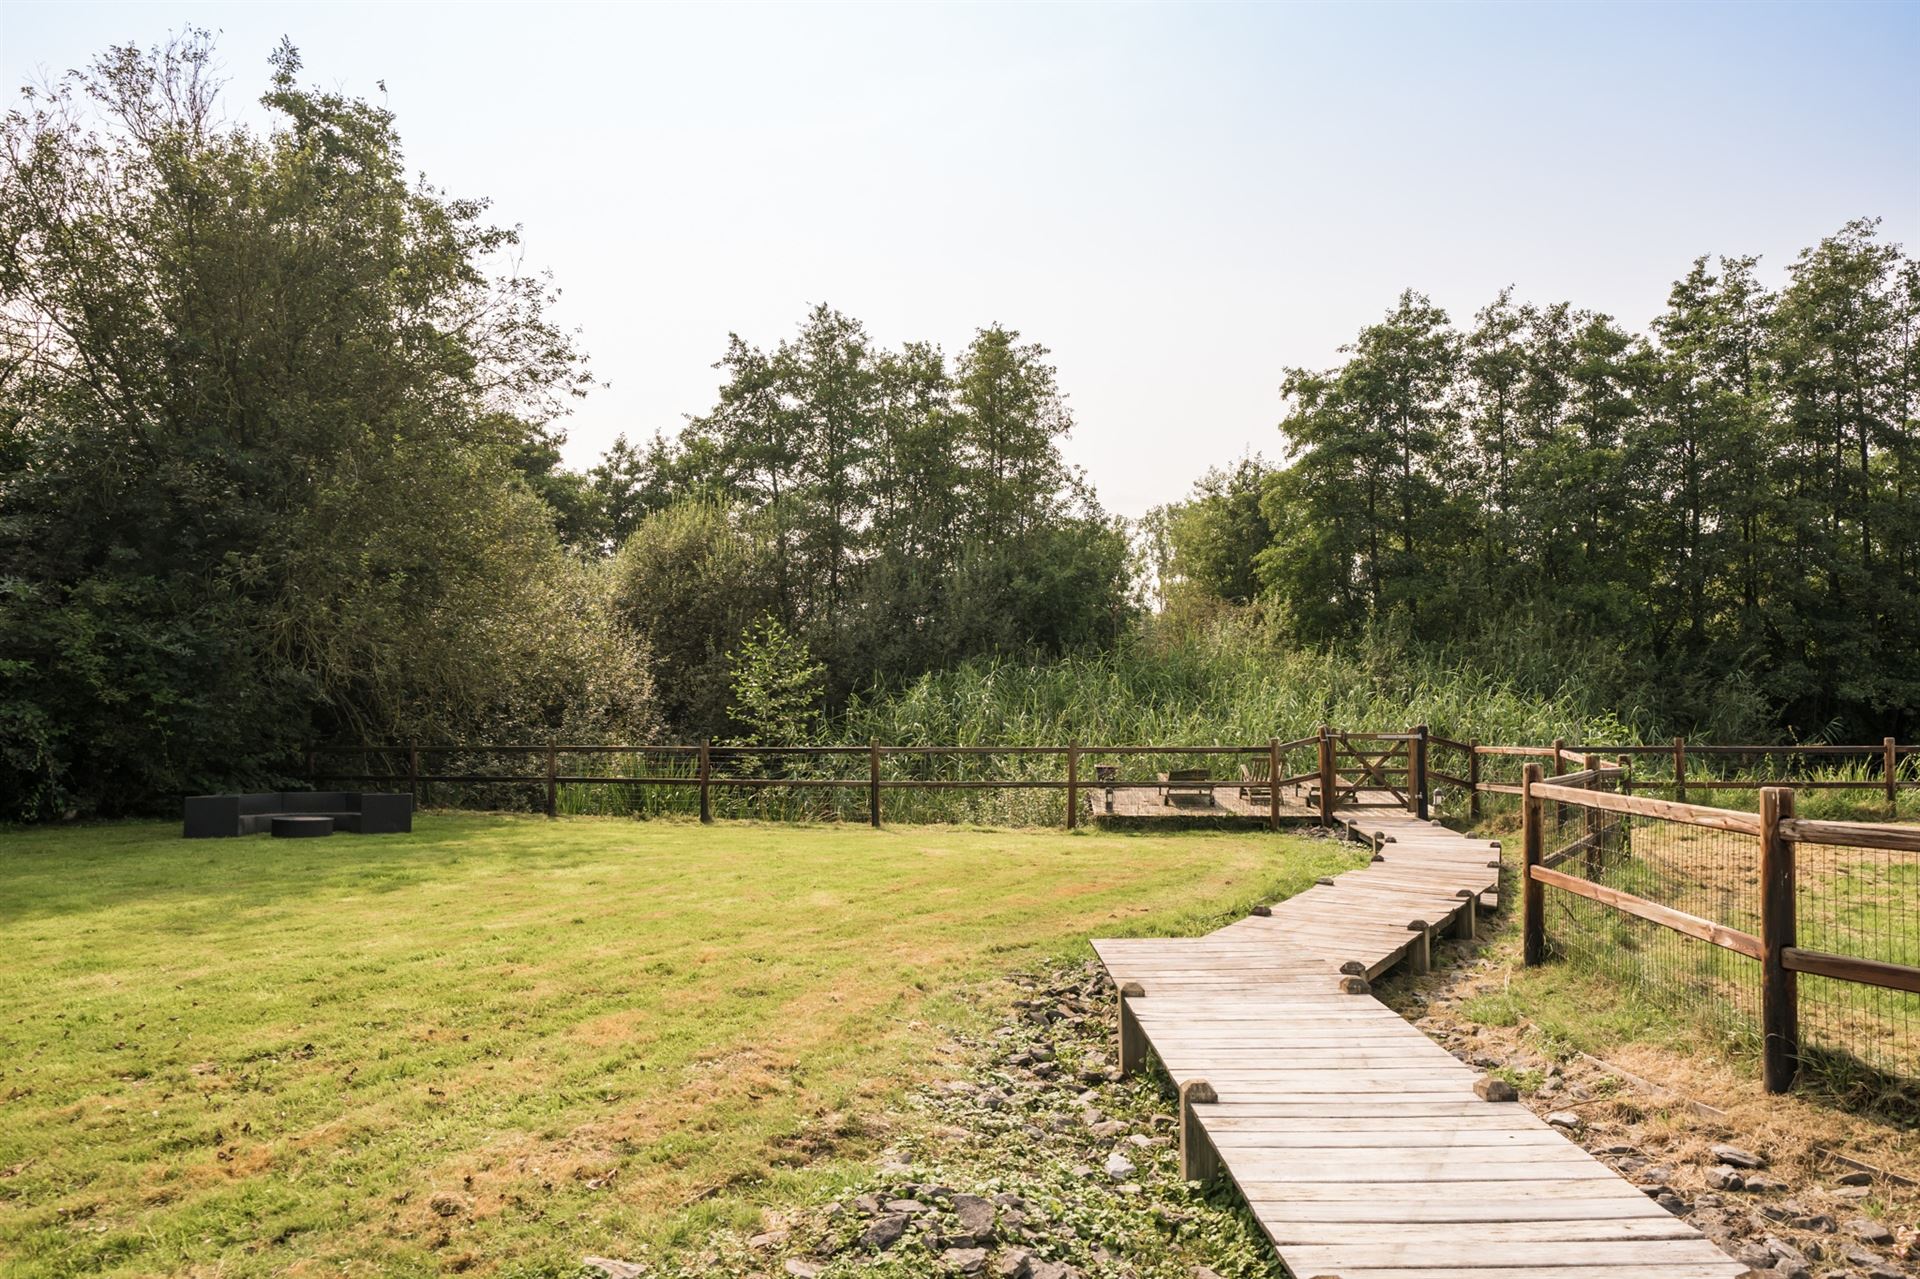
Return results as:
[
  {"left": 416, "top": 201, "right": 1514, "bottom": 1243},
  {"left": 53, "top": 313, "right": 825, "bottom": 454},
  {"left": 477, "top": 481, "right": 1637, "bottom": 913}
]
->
[
  {"left": 951, "top": 1193, "right": 996, "bottom": 1238},
  {"left": 940, "top": 1246, "right": 988, "bottom": 1274},
  {"left": 1711, "top": 1143, "right": 1767, "bottom": 1170},
  {"left": 1473, "top": 1074, "right": 1517, "bottom": 1102},
  {"left": 581, "top": 1260, "right": 646, "bottom": 1279},
  {"left": 859, "top": 1213, "right": 909, "bottom": 1250}
]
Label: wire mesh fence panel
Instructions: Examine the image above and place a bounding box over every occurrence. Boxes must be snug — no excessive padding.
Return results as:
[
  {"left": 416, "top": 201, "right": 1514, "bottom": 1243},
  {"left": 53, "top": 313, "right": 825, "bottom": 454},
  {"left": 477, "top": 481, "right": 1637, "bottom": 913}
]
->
[
  {"left": 1472, "top": 750, "right": 1547, "bottom": 830},
  {"left": 1424, "top": 738, "right": 1473, "bottom": 822},
  {"left": 1537, "top": 777, "right": 1764, "bottom": 1056},
  {"left": 1793, "top": 834, "right": 1920, "bottom": 1101}
]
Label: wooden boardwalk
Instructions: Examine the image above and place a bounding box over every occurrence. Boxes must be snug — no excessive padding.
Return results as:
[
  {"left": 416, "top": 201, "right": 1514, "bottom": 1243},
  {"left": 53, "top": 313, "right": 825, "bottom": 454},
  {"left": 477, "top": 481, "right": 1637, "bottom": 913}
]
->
[
  {"left": 1092, "top": 800, "right": 1745, "bottom": 1279},
  {"left": 1091, "top": 781, "right": 1317, "bottom": 822}
]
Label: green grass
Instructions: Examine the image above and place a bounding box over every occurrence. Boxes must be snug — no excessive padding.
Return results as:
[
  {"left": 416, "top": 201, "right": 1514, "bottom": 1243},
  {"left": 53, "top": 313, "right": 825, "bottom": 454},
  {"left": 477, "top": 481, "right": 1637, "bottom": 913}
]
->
[{"left": 0, "top": 814, "right": 1361, "bottom": 1279}]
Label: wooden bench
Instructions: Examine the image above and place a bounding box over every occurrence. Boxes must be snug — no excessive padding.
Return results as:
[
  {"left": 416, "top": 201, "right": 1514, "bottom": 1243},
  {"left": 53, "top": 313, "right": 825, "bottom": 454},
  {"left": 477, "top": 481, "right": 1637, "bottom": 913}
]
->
[{"left": 1158, "top": 768, "right": 1215, "bottom": 806}]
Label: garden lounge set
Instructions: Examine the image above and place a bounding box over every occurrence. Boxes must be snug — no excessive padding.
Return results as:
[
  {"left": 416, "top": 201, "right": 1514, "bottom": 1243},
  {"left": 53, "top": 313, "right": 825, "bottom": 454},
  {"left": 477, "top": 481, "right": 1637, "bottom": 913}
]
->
[{"left": 183, "top": 791, "right": 413, "bottom": 839}]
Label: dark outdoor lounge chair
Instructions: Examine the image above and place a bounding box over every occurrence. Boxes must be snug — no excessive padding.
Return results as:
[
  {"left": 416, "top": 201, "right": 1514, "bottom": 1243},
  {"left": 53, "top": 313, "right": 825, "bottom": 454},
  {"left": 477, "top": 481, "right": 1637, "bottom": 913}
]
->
[
  {"left": 1157, "top": 768, "right": 1215, "bottom": 806},
  {"left": 183, "top": 792, "right": 413, "bottom": 838}
]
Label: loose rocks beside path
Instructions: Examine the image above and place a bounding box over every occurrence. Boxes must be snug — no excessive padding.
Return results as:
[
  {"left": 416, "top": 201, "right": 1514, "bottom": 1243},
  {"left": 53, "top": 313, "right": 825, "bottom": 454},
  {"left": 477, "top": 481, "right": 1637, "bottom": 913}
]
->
[
  {"left": 581, "top": 959, "right": 1283, "bottom": 1279},
  {"left": 1389, "top": 949, "right": 1920, "bottom": 1279},
  {"left": 579, "top": 939, "right": 1918, "bottom": 1279}
]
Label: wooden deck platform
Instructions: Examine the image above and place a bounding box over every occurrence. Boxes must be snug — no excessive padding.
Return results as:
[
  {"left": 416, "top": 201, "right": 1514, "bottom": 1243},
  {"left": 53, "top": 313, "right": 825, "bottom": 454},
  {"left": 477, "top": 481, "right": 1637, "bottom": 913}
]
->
[
  {"left": 1092, "top": 801, "right": 1745, "bottom": 1279},
  {"left": 1088, "top": 780, "right": 1319, "bottom": 822}
]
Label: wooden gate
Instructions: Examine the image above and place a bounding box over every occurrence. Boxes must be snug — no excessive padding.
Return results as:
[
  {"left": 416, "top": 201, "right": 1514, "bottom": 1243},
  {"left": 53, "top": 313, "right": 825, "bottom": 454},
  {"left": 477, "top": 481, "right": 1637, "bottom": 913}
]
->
[{"left": 1312, "top": 726, "right": 1430, "bottom": 822}]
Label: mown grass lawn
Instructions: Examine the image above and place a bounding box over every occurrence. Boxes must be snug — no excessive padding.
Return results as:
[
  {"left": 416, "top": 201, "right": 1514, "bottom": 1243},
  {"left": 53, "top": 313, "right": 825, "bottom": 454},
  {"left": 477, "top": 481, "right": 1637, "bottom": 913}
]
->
[{"left": 0, "top": 814, "right": 1356, "bottom": 1278}]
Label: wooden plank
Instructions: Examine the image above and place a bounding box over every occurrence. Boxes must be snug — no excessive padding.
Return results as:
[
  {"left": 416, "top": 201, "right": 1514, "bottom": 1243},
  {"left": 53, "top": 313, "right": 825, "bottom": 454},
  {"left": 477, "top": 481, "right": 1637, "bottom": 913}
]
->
[
  {"left": 1531, "top": 781, "right": 1761, "bottom": 835},
  {"left": 1529, "top": 865, "right": 1764, "bottom": 961},
  {"left": 1328, "top": 1259, "right": 1751, "bottom": 1267},
  {"left": 1235, "top": 1177, "right": 1644, "bottom": 1200},
  {"left": 1783, "top": 946, "right": 1920, "bottom": 995},
  {"left": 1240, "top": 1189, "right": 1669, "bottom": 1214},
  {"left": 1263, "top": 1217, "right": 1700, "bottom": 1242},
  {"left": 1278, "top": 1239, "right": 1739, "bottom": 1270},
  {"left": 1218, "top": 1147, "right": 1616, "bottom": 1174},
  {"left": 1778, "top": 816, "right": 1920, "bottom": 852},
  {"left": 1196, "top": 1128, "right": 1566, "bottom": 1147}
]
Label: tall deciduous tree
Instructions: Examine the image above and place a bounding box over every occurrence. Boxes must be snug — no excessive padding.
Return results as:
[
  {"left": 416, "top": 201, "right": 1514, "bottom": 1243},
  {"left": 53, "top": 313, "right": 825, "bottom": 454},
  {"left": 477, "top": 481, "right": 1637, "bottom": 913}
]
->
[{"left": 0, "top": 34, "right": 655, "bottom": 818}]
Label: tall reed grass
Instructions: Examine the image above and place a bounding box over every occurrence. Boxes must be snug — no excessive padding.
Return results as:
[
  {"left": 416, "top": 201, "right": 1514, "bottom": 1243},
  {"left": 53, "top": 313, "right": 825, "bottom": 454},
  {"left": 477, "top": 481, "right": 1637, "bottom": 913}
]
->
[{"left": 493, "top": 614, "right": 1910, "bottom": 826}]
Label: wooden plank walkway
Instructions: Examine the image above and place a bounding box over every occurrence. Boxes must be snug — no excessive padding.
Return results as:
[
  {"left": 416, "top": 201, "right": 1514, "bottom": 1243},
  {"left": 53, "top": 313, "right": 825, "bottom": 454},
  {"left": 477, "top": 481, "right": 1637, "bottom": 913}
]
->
[
  {"left": 1091, "top": 781, "right": 1318, "bottom": 822},
  {"left": 1092, "top": 800, "right": 1746, "bottom": 1279}
]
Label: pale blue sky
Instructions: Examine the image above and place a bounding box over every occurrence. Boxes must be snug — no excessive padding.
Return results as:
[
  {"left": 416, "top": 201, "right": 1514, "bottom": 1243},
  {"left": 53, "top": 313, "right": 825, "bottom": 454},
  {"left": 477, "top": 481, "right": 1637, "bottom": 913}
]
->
[{"left": 5, "top": 1, "right": 1917, "bottom": 516}]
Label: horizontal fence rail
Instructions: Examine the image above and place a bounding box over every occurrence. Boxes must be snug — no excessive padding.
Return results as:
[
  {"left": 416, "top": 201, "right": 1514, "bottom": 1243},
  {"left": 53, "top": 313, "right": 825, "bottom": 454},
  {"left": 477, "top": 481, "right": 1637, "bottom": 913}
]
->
[
  {"left": 1520, "top": 761, "right": 1919, "bottom": 1100},
  {"left": 306, "top": 731, "right": 1917, "bottom": 830},
  {"left": 308, "top": 737, "right": 1343, "bottom": 831}
]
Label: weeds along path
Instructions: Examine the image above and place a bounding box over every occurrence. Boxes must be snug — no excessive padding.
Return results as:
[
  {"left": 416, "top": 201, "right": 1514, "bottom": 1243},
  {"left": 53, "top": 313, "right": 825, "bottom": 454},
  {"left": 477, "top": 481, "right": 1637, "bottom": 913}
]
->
[{"left": 1093, "top": 801, "right": 1749, "bottom": 1279}]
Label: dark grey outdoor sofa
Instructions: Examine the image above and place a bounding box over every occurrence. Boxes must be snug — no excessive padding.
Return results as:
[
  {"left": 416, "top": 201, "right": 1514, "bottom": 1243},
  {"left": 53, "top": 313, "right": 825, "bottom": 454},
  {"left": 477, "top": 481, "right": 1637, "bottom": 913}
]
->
[{"left": 183, "top": 792, "right": 413, "bottom": 838}]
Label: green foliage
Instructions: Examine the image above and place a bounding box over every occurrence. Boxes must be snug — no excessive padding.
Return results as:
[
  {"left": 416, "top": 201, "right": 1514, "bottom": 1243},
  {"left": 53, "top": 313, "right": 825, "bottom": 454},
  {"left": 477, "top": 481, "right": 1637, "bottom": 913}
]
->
[
  {"left": 1145, "top": 455, "right": 1276, "bottom": 608},
  {"left": 842, "top": 608, "right": 1626, "bottom": 749},
  {"left": 1146, "top": 222, "right": 1920, "bottom": 739},
  {"left": 726, "top": 615, "right": 826, "bottom": 746},
  {"left": 651, "top": 308, "right": 1135, "bottom": 718},
  {"left": 0, "top": 34, "right": 655, "bottom": 818},
  {"left": 608, "top": 500, "right": 778, "bottom": 736}
]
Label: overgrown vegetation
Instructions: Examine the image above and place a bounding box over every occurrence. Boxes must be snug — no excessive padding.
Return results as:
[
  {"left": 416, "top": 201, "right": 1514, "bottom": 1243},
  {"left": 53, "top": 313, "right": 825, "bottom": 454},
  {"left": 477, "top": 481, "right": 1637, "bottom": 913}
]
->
[
  {"left": 1146, "top": 226, "right": 1920, "bottom": 740},
  {"left": 0, "top": 815, "right": 1359, "bottom": 1278},
  {"left": 0, "top": 36, "right": 654, "bottom": 820}
]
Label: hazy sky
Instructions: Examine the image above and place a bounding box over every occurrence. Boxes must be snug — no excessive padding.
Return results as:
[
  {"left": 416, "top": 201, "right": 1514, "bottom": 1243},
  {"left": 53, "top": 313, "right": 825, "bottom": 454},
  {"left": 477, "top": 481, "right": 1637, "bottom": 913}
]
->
[{"left": 6, "top": 1, "right": 1918, "bottom": 517}]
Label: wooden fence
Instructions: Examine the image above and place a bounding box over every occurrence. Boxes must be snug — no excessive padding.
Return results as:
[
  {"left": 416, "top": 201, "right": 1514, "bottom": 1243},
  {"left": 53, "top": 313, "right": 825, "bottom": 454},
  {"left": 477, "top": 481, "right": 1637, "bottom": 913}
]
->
[
  {"left": 310, "top": 730, "right": 1916, "bottom": 827},
  {"left": 311, "top": 738, "right": 1328, "bottom": 830},
  {"left": 1466, "top": 737, "right": 1916, "bottom": 811},
  {"left": 1519, "top": 760, "right": 1920, "bottom": 1093}
]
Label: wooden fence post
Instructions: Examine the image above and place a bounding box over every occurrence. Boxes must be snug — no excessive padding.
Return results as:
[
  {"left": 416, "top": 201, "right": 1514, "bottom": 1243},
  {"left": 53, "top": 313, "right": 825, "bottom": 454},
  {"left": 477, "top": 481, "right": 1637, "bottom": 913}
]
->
[
  {"left": 1412, "top": 724, "right": 1430, "bottom": 821},
  {"left": 1268, "top": 738, "right": 1281, "bottom": 832},
  {"left": 1065, "top": 743, "right": 1078, "bottom": 830},
  {"left": 1117, "top": 981, "right": 1146, "bottom": 1075},
  {"left": 1582, "top": 753, "right": 1600, "bottom": 876},
  {"left": 1550, "top": 737, "right": 1565, "bottom": 777},
  {"left": 1522, "top": 763, "right": 1544, "bottom": 966},
  {"left": 1673, "top": 735, "right": 1687, "bottom": 802},
  {"left": 698, "top": 738, "right": 712, "bottom": 824},
  {"left": 1617, "top": 754, "right": 1633, "bottom": 862},
  {"left": 870, "top": 740, "right": 882, "bottom": 828},
  {"left": 1317, "top": 724, "right": 1335, "bottom": 827},
  {"left": 545, "top": 742, "right": 558, "bottom": 819},
  {"left": 1886, "top": 737, "right": 1898, "bottom": 813},
  {"left": 1468, "top": 742, "right": 1481, "bottom": 823},
  {"left": 1178, "top": 1079, "right": 1221, "bottom": 1182},
  {"left": 1759, "top": 786, "right": 1798, "bottom": 1094}
]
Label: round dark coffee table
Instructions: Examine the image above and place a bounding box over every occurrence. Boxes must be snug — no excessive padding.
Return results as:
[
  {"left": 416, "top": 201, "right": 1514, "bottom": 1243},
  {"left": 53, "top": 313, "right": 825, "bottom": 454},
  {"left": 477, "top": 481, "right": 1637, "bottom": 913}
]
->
[{"left": 271, "top": 815, "right": 335, "bottom": 838}]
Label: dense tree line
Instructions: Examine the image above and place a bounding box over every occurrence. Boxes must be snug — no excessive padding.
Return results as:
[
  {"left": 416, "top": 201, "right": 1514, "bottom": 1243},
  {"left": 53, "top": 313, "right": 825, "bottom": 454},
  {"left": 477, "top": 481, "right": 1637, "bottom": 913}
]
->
[
  {"left": 1152, "top": 222, "right": 1920, "bottom": 739},
  {"left": 0, "top": 36, "right": 1131, "bottom": 817},
  {"left": 606, "top": 306, "right": 1133, "bottom": 736},
  {"left": 0, "top": 36, "right": 666, "bottom": 819}
]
